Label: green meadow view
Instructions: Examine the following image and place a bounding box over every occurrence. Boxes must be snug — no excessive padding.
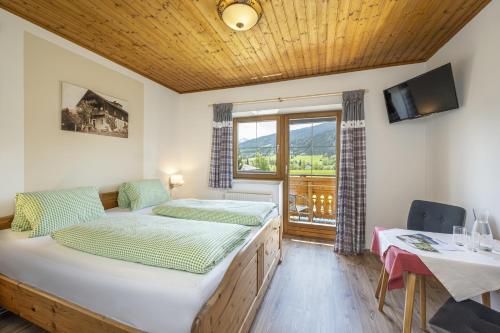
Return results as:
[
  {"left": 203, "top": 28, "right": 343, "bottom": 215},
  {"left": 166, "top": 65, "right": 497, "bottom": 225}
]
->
[{"left": 237, "top": 121, "right": 336, "bottom": 176}]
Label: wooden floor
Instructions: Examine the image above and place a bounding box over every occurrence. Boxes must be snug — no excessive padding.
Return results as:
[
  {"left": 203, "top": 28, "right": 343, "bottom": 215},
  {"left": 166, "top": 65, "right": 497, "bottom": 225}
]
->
[
  {"left": 254, "top": 238, "right": 499, "bottom": 333},
  {"left": 1, "top": 237, "right": 498, "bottom": 333}
]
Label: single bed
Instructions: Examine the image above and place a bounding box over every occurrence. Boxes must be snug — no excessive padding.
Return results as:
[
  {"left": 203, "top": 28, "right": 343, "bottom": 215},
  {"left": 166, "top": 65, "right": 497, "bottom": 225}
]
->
[{"left": 0, "top": 192, "right": 282, "bottom": 333}]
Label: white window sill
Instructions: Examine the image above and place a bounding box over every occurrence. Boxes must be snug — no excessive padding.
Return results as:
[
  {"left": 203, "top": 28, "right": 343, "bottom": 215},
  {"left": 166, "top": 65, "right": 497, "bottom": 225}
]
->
[{"left": 233, "top": 179, "right": 283, "bottom": 185}]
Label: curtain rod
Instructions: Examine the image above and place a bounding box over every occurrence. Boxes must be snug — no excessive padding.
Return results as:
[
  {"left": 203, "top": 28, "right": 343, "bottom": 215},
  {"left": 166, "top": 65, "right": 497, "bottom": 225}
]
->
[{"left": 208, "top": 90, "right": 367, "bottom": 107}]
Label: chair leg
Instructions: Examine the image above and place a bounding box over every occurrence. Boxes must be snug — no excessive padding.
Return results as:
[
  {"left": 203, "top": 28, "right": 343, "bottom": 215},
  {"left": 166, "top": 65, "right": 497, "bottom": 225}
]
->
[
  {"left": 403, "top": 273, "right": 417, "bottom": 333},
  {"left": 375, "top": 264, "right": 385, "bottom": 299},
  {"left": 378, "top": 268, "right": 389, "bottom": 312},
  {"left": 482, "top": 292, "right": 491, "bottom": 308},
  {"left": 419, "top": 276, "right": 426, "bottom": 330}
]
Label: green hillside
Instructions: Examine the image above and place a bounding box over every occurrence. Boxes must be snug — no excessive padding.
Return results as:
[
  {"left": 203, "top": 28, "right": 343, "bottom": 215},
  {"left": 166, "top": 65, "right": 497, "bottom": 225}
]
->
[
  {"left": 239, "top": 122, "right": 336, "bottom": 157},
  {"left": 238, "top": 122, "right": 337, "bottom": 175}
]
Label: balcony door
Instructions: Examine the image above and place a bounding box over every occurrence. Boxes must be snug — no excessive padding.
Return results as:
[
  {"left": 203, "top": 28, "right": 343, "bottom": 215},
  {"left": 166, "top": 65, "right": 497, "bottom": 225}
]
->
[{"left": 284, "top": 111, "right": 341, "bottom": 240}]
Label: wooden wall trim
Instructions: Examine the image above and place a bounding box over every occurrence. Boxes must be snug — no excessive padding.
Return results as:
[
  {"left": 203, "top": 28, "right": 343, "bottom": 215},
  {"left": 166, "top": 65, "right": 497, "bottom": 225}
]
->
[{"left": 0, "top": 191, "right": 119, "bottom": 230}]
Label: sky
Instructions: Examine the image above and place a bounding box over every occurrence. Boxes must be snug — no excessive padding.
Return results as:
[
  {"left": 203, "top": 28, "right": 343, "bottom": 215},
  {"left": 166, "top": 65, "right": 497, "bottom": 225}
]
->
[{"left": 238, "top": 120, "right": 277, "bottom": 143}]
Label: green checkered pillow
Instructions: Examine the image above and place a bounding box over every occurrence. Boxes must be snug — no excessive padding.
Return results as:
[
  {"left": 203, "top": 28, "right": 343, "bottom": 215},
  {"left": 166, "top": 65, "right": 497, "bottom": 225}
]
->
[
  {"left": 11, "top": 193, "right": 32, "bottom": 231},
  {"left": 123, "top": 179, "right": 170, "bottom": 211},
  {"left": 20, "top": 187, "right": 105, "bottom": 237},
  {"left": 117, "top": 183, "right": 131, "bottom": 208}
]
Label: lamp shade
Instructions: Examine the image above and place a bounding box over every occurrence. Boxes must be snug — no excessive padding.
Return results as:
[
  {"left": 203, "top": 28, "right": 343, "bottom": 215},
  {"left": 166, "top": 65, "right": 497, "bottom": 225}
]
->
[
  {"left": 217, "top": 0, "right": 263, "bottom": 32},
  {"left": 170, "top": 174, "right": 184, "bottom": 186}
]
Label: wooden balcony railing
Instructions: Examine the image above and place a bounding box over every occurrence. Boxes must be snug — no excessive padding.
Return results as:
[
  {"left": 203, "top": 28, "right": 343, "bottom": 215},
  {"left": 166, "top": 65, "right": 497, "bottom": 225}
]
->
[{"left": 288, "top": 175, "right": 337, "bottom": 225}]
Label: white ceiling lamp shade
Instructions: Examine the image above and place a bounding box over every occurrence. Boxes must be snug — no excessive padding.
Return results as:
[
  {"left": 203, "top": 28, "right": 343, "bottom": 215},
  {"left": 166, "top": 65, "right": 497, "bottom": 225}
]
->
[{"left": 217, "top": 0, "right": 263, "bottom": 32}]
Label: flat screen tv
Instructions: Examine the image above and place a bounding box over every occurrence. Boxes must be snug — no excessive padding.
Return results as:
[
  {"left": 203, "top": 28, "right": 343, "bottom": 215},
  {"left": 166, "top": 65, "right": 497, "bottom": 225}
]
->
[{"left": 384, "top": 63, "right": 459, "bottom": 123}]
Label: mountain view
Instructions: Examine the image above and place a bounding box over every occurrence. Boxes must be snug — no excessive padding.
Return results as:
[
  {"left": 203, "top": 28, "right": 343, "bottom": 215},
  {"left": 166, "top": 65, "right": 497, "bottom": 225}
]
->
[{"left": 237, "top": 121, "right": 337, "bottom": 176}]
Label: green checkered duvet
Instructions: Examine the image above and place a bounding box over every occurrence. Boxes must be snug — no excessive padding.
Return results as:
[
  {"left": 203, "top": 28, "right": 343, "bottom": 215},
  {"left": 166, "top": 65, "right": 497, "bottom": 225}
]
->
[
  {"left": 153, "top": 199, "right": 276, "bottom": 226},
  {"left": 51, "top": 215, "right": 251, "bottom": 274}
]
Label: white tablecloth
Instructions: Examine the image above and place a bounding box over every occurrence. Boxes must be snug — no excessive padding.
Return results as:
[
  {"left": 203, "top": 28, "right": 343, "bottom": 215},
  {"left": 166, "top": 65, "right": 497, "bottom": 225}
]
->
[{"left": 379, "top": 228, "right": 500, "bottom": 301}]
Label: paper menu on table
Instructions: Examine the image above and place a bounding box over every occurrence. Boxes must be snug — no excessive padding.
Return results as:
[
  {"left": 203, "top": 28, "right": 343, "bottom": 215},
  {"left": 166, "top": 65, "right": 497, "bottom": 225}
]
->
[{"left": 396, "top": 233, "right": 464, "bottom": 253}]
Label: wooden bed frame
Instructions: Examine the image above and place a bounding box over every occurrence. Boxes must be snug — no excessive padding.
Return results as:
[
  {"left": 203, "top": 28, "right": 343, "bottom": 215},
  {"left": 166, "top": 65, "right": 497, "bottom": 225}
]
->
[{"left": 0, "top": 191, "right": 283, "bottom": 333}]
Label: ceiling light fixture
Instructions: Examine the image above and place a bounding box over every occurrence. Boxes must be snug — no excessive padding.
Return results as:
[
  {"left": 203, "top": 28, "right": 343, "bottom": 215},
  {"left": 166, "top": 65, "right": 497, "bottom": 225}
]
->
[{"left": 217, "top": 0, "right": 263, "bottom": 32}]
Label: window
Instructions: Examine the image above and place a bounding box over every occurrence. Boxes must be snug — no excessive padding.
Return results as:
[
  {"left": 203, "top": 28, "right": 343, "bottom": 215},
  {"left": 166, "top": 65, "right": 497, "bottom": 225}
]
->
[
  {"left": 233, "top": 116, "right": 281, "bottom": 179},
  {"left": 288, "top": 118, "right": 337, "bottom": 176},
  {"left": 233, "top": 112, "right": 340, "bottom": 183}
]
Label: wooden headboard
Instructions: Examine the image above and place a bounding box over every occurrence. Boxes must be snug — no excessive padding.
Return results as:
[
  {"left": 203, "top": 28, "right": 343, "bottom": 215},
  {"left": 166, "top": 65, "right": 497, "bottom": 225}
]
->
[
  {"left": 99, "top": 191, "right": 119, "bottom": 210},
  {"left": 0, "top": 191, "right": 119, "bottom": 230}
]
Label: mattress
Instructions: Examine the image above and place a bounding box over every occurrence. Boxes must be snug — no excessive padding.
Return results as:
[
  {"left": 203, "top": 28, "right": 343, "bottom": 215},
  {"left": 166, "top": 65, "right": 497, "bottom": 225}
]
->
[{"left": 0, "top": 207, "right": 278, "bottom": 333}]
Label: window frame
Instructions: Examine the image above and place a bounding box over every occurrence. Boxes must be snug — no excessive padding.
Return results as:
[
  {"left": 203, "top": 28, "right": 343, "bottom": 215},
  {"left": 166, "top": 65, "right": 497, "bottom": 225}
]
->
[{"left": 232, "top": 115, "right": 283, "bottom": 180}]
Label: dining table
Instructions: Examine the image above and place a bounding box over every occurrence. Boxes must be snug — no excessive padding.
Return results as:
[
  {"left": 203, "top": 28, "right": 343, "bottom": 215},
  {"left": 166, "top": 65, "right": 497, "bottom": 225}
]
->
[{"left": 371, "top": 227, "right": 500, "bottom": 333}]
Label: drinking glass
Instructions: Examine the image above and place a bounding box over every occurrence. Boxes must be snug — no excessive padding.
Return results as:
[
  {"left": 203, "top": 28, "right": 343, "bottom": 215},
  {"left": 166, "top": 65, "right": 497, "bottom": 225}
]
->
[
  {"left": 465, "top": 229, "right": 478, "bottom": 252},
  {"left": 453, "top": 226, "right": 465, "bottom": 246}
]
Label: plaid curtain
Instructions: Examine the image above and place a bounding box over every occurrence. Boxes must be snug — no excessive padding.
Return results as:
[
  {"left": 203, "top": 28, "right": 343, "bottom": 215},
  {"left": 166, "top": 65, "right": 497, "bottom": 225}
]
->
[
  {"left": 209, "top": 103, "right": 233, "bottom": 189},
  {"left": 335, "top": 90, "right": 367, "bottom": 255}
]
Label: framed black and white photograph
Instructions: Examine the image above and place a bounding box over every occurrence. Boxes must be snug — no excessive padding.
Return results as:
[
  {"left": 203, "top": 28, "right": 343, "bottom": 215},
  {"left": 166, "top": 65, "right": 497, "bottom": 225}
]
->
[{"left": 61, "top": 82, "right": 129, "bottom": 138}]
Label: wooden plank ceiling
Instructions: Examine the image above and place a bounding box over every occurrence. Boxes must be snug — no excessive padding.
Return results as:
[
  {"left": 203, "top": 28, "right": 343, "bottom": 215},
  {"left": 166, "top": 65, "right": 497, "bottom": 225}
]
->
[{"left": 0, "top": 0, "right": 490, "bottom": 93}]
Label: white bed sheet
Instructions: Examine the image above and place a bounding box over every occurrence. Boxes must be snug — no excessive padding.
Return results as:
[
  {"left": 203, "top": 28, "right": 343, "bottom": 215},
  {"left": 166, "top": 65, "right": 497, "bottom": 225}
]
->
[{"left": 0, "top": 206, "right": 277, "bottom": 333}]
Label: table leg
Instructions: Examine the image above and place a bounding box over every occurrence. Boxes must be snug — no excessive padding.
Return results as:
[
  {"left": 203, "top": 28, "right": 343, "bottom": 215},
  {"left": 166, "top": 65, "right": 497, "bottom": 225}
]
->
[
  {"left": 419, "top": 276, "right": 426, "bottom": 330},
  {"left": 403, "top": 272, "right": 417, "bottom": 333},
  {"left": 482, "top": 292, "right": 491, "bottom": 308},
  {"left": 378, "top": 268, "right": 389, "bottom": 312},
  {"left": 375, "top": 264, "right": 384, "bottom": 298}
]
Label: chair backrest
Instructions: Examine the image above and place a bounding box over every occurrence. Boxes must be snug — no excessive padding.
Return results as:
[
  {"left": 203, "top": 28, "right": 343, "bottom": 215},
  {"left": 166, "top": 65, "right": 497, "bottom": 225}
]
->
[{"left": 407, "top": 200, "right": 466, "bottom": 234}]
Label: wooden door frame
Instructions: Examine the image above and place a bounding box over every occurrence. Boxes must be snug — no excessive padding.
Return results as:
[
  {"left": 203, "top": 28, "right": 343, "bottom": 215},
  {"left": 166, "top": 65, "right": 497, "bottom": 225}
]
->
[{"left": 282, "top": 110, "right": 341, "bottom": 241}]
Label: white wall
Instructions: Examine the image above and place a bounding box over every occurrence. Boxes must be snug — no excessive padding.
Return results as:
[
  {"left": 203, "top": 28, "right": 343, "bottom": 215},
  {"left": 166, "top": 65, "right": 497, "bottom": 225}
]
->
[
  {"left": 0, "top": 9, "right": 179, "bottom": 216},
  {"left": 24, "top": 33, "right": 145, "bottom": 192},
  {"left": 143, "top": 81, "right": 180, "bottom": 180},
  {"left": 169, "top": 63, "right": 428, "bottom": 244},
  {"left": 0, "top": 15, "right": 24, "bottom": 216},
  {"left": 425, "top": 1, "right": 499, "bottom": 235}
]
